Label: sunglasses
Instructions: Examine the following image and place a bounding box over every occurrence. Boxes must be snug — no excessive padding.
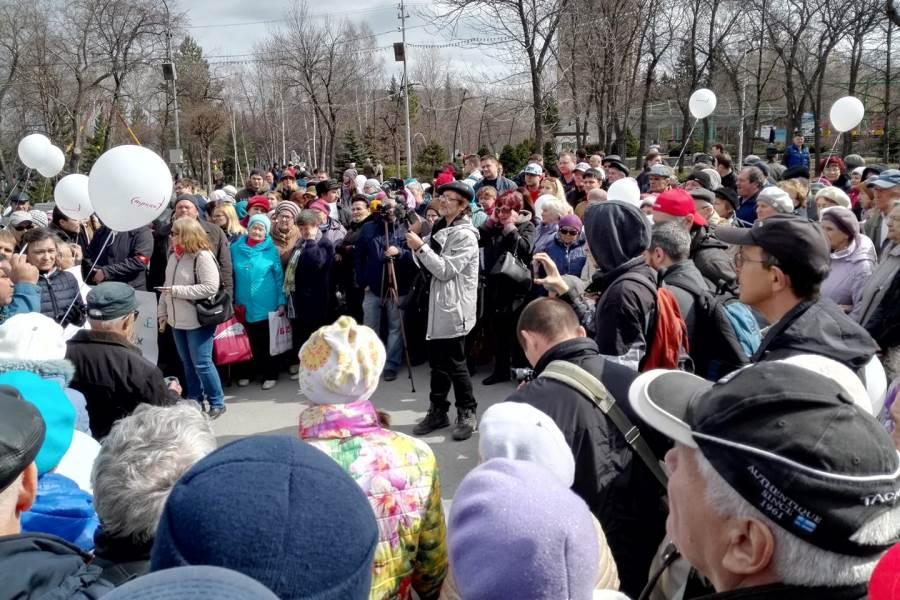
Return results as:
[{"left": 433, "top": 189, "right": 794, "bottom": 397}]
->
[
  {"left": 559, "top": 228, "right": 579, "bottom": 235},
  {"left": 14, "top": 223, "right": 33, "bottom": 232}
]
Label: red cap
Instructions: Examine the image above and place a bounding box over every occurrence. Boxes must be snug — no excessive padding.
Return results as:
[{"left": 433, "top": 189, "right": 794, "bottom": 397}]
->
[
  {"left": 652, "top": 188, "right": 707, "bottom": 227},
  {"left": 870, "top": 543, "right": 900, "bottom": 600},
  {"left": 247, "top": 195, "right": 271, "bottom": 213}
]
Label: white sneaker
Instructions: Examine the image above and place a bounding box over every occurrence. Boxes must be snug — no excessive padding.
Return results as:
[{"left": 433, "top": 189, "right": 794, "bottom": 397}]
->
[
  {"left": 237, "top": 379, "right": 250, "bottom": 387},
  {"left": 288, "top": 364, "right": 299, "bottom": 375},
  {"left": 262, "top": 380, "right": 277, "bottom": 390},
  {"left": 290, "top": 372, "right": 300, "bottom": 381}
]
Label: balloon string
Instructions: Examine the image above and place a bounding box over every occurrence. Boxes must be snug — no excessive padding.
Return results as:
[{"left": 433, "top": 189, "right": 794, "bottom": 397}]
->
[
  {"left": 675, "top": 118, "right": 699, "bottom": 171},
  {"left": 58, "top": 230, "right": 115, "bottom": 326},
  {"left": 819, "top": 133, "right": 842, "bottom": 181},
  {"left": 4, "top": 168, "right": 32, "bottom": 209}
]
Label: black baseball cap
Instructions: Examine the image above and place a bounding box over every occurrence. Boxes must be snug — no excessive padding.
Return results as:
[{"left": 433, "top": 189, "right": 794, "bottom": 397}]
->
[
  {"left": 685, "top": 171, "right": 712, "bottom": 190},
  {"left": 713, "top": 187, "right": 738, "bottom": 211},
  {"left": 436, "top": 181, "right": 474, "bottom": 203},
  {"left": 0, "top": 385, "right": 45, "bottom": 493},
  {"left": 715, "top": 213, "right": 829, "bottom": 277},
  {"left": 629, "top": 359, "right": 900, "bottom": 557}
]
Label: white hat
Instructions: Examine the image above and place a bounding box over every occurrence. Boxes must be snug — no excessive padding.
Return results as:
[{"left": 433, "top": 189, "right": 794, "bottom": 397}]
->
[
  {"left": 28, "top": 210, "right": 49, "bottom": 228},
  {"left": 478, "top": 402, "right": 576, "bottom": 487},
  {"left": 209, "top": 190, "right": 228, "bottom": 203},
  {"left": 757, "top": 186, "right": 794, "bottom": 214},
  {"left": 606, "top": 178, "right": 641, "bottom": 208},
  {"left": 0, "top": 313, "right": 67, "bottom": 361},
  {"left": 222, "top": 185, "right": 238, "bottom": 199},
  {"left": 8, "top": 211, "right": 33, "bottom": 227}
]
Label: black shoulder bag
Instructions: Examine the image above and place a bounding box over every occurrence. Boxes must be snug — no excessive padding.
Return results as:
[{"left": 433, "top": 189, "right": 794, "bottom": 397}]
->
[{"left": 191, "top": 252, "right": 233, "bottom": 327}]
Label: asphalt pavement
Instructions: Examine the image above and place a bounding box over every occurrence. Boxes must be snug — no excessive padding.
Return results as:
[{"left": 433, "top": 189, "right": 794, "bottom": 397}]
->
[{"left": 212, "top": 363, "right": 518, "bottom": 501}]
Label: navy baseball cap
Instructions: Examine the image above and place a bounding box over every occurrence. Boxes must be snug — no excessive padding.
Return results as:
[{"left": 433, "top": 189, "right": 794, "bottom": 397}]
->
[
  {"left": 869, "top": 169, "right": 900, "bottom": 190},
  {"left": 629, "top": 360, "right": 900, "bottom": 557}
]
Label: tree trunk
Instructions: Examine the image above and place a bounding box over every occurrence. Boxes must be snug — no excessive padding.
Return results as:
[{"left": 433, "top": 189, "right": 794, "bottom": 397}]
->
[
  {"left": 885, "top": 20, "right": 893, "bottom": 163},
  {"left": 530, "top": 55, "right": 544, "bottom": 153}
]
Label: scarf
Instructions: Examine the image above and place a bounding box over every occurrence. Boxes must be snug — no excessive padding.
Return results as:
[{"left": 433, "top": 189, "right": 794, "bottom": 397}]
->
[
  {"left": 173, "top": 244, "right": 184, "bottom": 258},
  {"left": 283, "top": 237, "right": 312, "bottom": 319},
  {"left": 246, "top": 237, "right": 264, "bottom": 247}
]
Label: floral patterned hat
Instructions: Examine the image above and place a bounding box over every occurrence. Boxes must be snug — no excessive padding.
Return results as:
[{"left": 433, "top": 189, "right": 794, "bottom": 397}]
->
[{"left": 298, "top": 316, "right": 386, "bottom": 404}]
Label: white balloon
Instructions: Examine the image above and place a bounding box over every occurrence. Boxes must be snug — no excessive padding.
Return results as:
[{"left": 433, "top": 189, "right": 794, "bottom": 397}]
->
[
  {"left": 89, "top": 145, "right": 173, "bottom": 232},
  {"left": 607, "top": 177, "right": 641, "bottom": 208},
  {"left": 17, "top": 134, "right": 51, "bottom": 169},
  {"left": 830, "top": 96, "right": 865, "bottom": 133},
  {"left": 53, "top": 174, "right": 93, "bottom": 220},
  {"left": 37, "top": 145, "right": 66, "bottom": 178},
  {"left": 689, "top": 88, "right": 717, "bottom": 119}
]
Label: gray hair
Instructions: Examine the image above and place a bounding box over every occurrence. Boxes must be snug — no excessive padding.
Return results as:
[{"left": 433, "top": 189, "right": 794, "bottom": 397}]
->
[
  {"left": 91, "top": 403, "right": 216, "bottom": 543},
  {"left": 650, "top": 221, "right": 691, "bottom": 262},
  {"left": 540, "top": 198, "right": 571, "bottom": 219},
  {"left": 88, "top": 314, "right": 130, "bottom": 332},
  {"left": 742, "top": 166, "right": 766, "bottom": 189},
  {"left": 696, "top": 450, "right": 900, "bottom": 587}
]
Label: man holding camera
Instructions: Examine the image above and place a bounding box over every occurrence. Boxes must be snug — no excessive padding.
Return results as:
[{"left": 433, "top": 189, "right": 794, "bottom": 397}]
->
[
  {"left": 353, "top": 196, "right": 416, "bottom": 381},
  {"left": 505, "top": 297, "right": 668, "bottom": 598}
]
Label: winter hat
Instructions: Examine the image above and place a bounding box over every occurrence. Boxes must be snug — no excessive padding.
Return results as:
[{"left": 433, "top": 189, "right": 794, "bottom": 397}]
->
[
  {"left": 815, "top": 186, "right": 852, "bottom": 209},
  {"left": 28, "top": 210, "right": 49, "bottom": 228},
  {"left": 354, "top": 174, "right": 367, "bottom": 194},
  {"left": 222, "top": 185, "right": 238, "bottom": 199},
  {"left": 605, "top": 178, "right": 641, "bottom": 208},
  {"left": 820, "top": 206, "right": 859, "bottom": 242},
  {"left": 0, "top": 370, "right": 75, "bottom": 475},
  {"left": 298, "top": 316, "right": 386, "bottom": 404},
  {"left": 449, "top": 458, "right": 599, "bottom": 600},
  {"left": 478, "top": 402, "right": 576, "bottom": 487},
  {"left": 247, "top": 214, "right": 271, "bottom": 236},
  {"left": 175, "top": 194, "right": 202, "bottom": 214},
  {"left": 757, "top": 186, "right": 794, "bottom": 214},
  {"left": 702, "top": 168, "right": 722, "bottom": 190},
  {"left": 558, "top": 214, "right": 583, "bottom": 232},
  {"left": 105, "top": 566, "right": 280, "bottom": 600},
  {"left": 275, "top": 201, "right": 301, "bottom": 222},
  {"left": 246, "top": 195, "right": 271, "bottom": 214},
  {"left": 364, "top": 178, "right": 380, "bottom": 191},
  {"left": 0, "top": 313, "right": 67, "bottom": 360},
  {"left": 434, "top": 169, "right": 456, "bottom": 188},
  {"left": 209, "top": 189, "right": 228, "bottom": 203},
  {"left": 343, "top": 168, "right": 359, "bottom": 181},
  {"left": 151, "top": 436, "right": 378, "bottom": 600},
  {"left": 308, "top": 200, "right": 329, "bottom": 217}
]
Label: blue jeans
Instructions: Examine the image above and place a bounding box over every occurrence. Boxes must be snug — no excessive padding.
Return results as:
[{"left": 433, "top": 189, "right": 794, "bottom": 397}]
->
[
  {"left": 173, "top": 325, "right": 225, "bottom": 408},
  {"left": 363, "top": 289, "right": 405, "bottom": 373}
]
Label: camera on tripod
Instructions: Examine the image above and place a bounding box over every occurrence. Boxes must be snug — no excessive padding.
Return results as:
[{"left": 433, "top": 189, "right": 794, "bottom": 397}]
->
[{"left": 378, "top": 201, "right": 417, "bottom": 227}]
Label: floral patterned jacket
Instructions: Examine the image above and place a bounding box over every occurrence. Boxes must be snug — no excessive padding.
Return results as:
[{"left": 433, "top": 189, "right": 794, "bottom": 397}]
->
[{"left": 299, "top": 400, "right": 448, "bottom": 600}]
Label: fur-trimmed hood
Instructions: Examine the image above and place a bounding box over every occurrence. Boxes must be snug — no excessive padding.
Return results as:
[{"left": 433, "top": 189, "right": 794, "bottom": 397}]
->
[{"left": 0, "top": 358, "right": 75, "bottom": 385}]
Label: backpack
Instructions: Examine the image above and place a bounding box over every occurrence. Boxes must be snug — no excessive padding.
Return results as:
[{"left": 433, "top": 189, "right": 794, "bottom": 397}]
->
[
  {"left": 667, "top": 279, "right": 762, "bottom": 381},
  {"left": 618, "top": 272, "right": 690, "bottom": 371}
]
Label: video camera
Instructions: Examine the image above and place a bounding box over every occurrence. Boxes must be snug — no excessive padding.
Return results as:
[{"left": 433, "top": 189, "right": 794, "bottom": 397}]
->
[
  {"left": 381, "top": 177, "right": 406, "bottom": 195},
  {"left": 377, "top": 201, "right": 411, "bottom": 224}
]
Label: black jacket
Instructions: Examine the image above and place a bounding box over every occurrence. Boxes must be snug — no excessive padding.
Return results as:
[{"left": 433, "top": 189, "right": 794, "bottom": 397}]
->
[
  {"left": 752, "top": 298, "right": 878, "bottom": 371},
  {"left": 480, "top": 216, "right": 535, "bottom": 308},
  {"left": 66, "top": 329, "right": 178, "bottom": 439},
  {"left": 505, "top": 338, "right": 668, "bottom": 598},
  {"left": 91, "top": 528, "right": 151, "bottom": 586},
  {"left": 48, "top": 222, "right": 90, "bottom": 257},
  {"left": 690, "top": 226, "right": 737, "bottom": 290},
  {"left": 287, "top": 235, "right": 335, "bottom": 327},
  {"left": 0, "top": 532, "right": 112, "bottom": 598},
  {"left": 694, "top": 582, "right": 867, "bottom": 600},
  {"left": 660, "top": 259, "right": 711, "bottom": 350},
  {"left": 86, "top": 226, "right": 154, "bottom": 290},
  {"left": 38, "top": 269, "right": 86, "bottom": 328}
]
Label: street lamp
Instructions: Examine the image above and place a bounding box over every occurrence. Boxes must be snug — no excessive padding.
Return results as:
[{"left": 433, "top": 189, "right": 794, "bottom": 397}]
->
[{"left": 161, "top": 0, "right": 182, "bottom": 173}]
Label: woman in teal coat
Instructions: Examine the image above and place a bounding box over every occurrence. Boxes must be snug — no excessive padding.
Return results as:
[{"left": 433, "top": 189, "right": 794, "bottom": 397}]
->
[{"left": 230, "top": 214, "right": 286, "bottom": 390}]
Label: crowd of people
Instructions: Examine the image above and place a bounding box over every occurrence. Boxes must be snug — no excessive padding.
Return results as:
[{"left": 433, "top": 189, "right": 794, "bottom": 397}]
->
[{"left": 1, "top": 141, "right": 900, "bottom": 599}]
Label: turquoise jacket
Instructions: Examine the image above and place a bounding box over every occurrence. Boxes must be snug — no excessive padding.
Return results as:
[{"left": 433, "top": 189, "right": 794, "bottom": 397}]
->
[{"left": 230, "top": 235, "right": 286, "bottom": 323}]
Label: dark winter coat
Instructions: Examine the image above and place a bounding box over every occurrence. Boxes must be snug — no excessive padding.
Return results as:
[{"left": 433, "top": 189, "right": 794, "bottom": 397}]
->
[
  {"left": 659, "top": 259, "right": 711, "bottom": 351},
  {"left": 692, "top": 582, "right": 867, "bottom": 600},
  {"left": 286, "top": 234, "right": 335, "bottom": 327},
  {"left": 480, "top": 212, "right": 535, "bottom": 309},
  {"left": 0, "top": 532, "right": 113, "bottom": 598},
  {"left": 736, "top": 190, "right": 759, "bottom": 224},
  {"left": 66, "top": 329, "right": 178, "bottom": 439},
  {"left": 91, "top": 528, "right": 152, "bottom": 586},
  {"left": 753, "top": 297, "right": 878, "bottom": 372},
  {"left": 505, "top": 338, "right": 667, "bottom": 599},
  {"left": 85, "top": 226, "right": 153, "bottom": 290},
  {"left": 690, "top": 226, "right": 737, "bottom": 290},
  {"left": 720, "top": 170, "right": 737, "bottom": 192},
  {"left": 353, "top": 217, "right": 416, "bottom": 297},
  {"left": 37, "top": 268, "right": 86, "bottom": 328},
  {"left": 544, "top": 235, "right": 587, "bottom": 277},
  {"left": 48, "top": 222, "right": 90, "bottom": 258},
  {"left": 782, "top": 143, "right": 810, "bottom": 170},
  {"left": 473, "top": 175, "right": 517, "bottom": 195}
]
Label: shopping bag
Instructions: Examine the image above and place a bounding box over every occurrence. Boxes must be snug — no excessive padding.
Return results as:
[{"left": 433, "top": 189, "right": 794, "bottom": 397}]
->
[
  {"left": 213, "top": 318, "right": 253, "bottom": 365},
  {"left": 269, "top": 312, "right": 293, "bottom": 356}
]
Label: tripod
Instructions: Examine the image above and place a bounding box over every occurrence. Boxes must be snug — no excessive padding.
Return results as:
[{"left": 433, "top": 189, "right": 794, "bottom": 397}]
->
[{"left": 380, "top": 219, "right": 416, "bottom": 392}]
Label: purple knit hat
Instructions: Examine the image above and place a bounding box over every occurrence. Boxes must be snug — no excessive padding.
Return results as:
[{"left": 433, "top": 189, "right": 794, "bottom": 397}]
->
[
  {"left": 448, "top": 458, "right": 599, "bottom": 600},
  {"left": 558, "top": 214, "right": 583, "bottom": 231}
]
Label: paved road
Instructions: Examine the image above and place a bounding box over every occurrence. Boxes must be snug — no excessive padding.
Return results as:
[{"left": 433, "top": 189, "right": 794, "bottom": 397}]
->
[{"left": 212, "top": 364, "right": 518, "bottom": 501}]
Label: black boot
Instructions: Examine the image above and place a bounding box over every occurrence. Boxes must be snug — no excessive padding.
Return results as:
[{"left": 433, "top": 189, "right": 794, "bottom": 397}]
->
[
  {"left": 481, "top": 372, "right": 510, "bottom": 386},
  {"left": 413, "top": 406, "right": 450, "bottom": 436},
  {"left": 451, "top": 408, "right": 477, "bottom": 441}
]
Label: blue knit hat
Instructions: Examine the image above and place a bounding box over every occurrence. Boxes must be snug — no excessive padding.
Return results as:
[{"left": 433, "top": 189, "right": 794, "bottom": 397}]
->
[
  {"left": 449, "top": 458, "right": 599, "bottom": 600},
  {"left": 0, "top": 371, "right": 74, "bottom": 475},
  {"left": 151, "top": 436, "right": 378, "bottom": 600},
  {"left": 247, "top": 214, "right": 271, "bottom": 236}
]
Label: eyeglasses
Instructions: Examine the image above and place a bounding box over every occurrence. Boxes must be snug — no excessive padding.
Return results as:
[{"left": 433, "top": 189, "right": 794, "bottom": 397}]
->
[
  {"left": 559, "top": 228, "right": 579, "bottom": 235},
  {"left": 495, "top": 206, "right": 513, "bottom": 214},
  {"left": 734, "top": 250, "right": 767, "bottom": 269}
]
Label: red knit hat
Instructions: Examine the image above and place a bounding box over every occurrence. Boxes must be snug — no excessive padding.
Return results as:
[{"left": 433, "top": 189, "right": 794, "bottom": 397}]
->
[{"left": 247, "top": 195, "right": 271, "bottom": 214}]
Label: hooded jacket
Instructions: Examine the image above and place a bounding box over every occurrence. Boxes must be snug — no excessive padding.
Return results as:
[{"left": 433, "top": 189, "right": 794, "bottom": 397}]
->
[
  {"left": 562, "top": 201, "right": 656, "bottom": 369},
  {"left": 21, "top": 473, "right": 99, "bottom": 552},
  {"left": 690, "top": 226, "right": 737, "bottom": 290},
  {"left": 299, "top": 399, "right": 448, "bottom": 600},
  {"left": 0, "top": 532, "right": 112, "bottom": 598},
  {"left": 753, "top": 297, "right": 878, "bottom": 372},
  {"left": 413, "top": 216, "right": 480, "bottom": 340},
  {"left": 822, "top": 237, "right": 876, "bottom": 310},
  {"left": 230, "top": 235, "right": 286, "bottom": 323},
  {"left": 505, "top": 337, "right": 667, "bottom": 598}
]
